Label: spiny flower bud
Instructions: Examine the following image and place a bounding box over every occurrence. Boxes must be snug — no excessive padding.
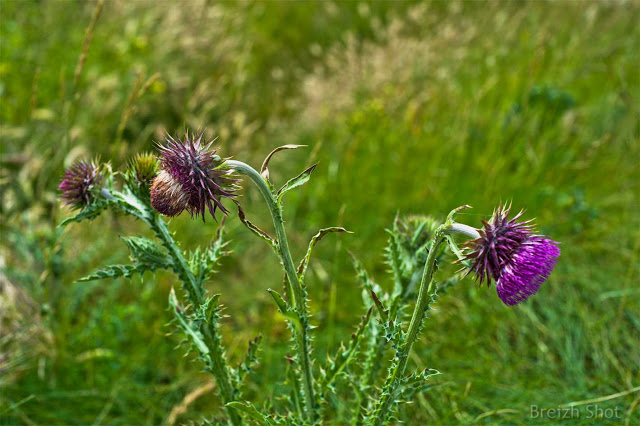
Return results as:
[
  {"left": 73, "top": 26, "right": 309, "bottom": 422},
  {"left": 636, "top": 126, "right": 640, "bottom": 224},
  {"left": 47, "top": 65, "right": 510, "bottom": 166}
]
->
[
  {"left": 129, "top": 152, "right": 158, "bottom": 188},
  {"left": 150, "top": 132, "right": 240, "bottom": 222},
  {"left": 464, "top": 204, "right": 560, "bottom": 306},
  {"left": 58, "top": 160, "right": 103, "bottom": 210}
]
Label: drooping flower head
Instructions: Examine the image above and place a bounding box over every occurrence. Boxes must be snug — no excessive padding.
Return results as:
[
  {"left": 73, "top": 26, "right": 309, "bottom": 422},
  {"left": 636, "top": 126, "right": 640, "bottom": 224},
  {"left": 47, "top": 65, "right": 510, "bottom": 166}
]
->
[
  {"left": 58, "top": 160, "right": 103, "bottom": 209},
  {"left": 464, "top": 204, "right": 560, "bottom": 306},
  {"left": 150, "top": 132, "right": 239, "bottom": 222}
]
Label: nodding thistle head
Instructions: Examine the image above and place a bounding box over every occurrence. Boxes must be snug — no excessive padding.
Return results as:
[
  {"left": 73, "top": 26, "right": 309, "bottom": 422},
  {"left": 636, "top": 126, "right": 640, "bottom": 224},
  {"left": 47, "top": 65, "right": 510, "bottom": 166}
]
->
[
  {"left": 464, "top": 204, "right": 560, "bottom": 306},
  {"left": 59, "top": 160, "right": 103, "bottom": 209},
  {"left": 129, "top": 152, "right": 158, "bottom": 188},
  {"left": 150, "top": 132, "right": 239, "bottom": 222}
]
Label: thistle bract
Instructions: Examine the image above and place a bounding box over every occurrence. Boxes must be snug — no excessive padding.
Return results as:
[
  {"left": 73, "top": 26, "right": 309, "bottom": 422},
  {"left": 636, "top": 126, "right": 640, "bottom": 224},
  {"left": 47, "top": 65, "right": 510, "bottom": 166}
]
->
[
  {"left": 150, "top": 132, "right": 239, "bottom": 221},
  {"left": 464, "top": 204, "right": 560, "bottom": 305},
  {"left": 129, "top": 152, "right": 158, "bottom": 188},
  {"left": 58, "top": 160, "right": 103, "bottom": 209}
]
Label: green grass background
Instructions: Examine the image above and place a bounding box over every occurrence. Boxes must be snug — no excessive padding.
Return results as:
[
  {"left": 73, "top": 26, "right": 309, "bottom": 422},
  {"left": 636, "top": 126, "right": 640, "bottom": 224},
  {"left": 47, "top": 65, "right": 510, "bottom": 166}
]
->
[{"left": 1, "top": 1, "right": 638, "bottom": 424}]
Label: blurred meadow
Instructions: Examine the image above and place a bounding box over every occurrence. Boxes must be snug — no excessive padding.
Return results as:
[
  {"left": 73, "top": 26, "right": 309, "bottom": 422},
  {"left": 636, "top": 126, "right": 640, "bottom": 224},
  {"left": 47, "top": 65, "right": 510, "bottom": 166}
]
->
[{"left": 1, "top": 0, "right": 639, "bottom": 424}]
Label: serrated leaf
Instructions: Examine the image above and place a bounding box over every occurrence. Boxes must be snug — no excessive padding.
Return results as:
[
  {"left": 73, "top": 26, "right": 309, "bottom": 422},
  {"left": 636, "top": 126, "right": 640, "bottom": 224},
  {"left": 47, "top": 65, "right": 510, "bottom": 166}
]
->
[
  {"left": 349, "top": 252, "right": 384, "bottom": 306},
  {"left": 168, "top": 288, "right": 210, "bottom": 357},
  {"left": 297, "top": 227, "right": 351, "bottom": 280},
  {"left": 370, "top": 290, "right": 389, "bottom": 323},
  {"left": 237, "top": 334, "right": 263, "bottom": 384},
  {"left": 267, "top": 289, "right": 302, "bottom": 332},
  {"left": 284, "top": 356, "right": 304, "bottom": 421},
  {"left": 276, "top": 163, "right": 318, "bottom": 203},
  {"left": 120, "top": 236, "right": 172, "bottom": 267},
  {"left": 111, "top": 187, "right": 154, "bottom": 225},
  {"left": 225, "top": 401, "right": 271, "bottom": 426},
  {"left": 260, "top": 144, "right": 306, "bottom": 183},
  {"left": 190, "top": 224, "right": 230, "bottom": 285},
  {"left": 401, "top": 368, "right": 441, "bottom": 399},
  {"left": 59, "top": 199, "right": 110, "bottom": 227},
  {"left": 320, "top": 306, "right": 373, "bottom": 393},
  {"left": 77, "top": 264, "right": 142, "bottom": 282}
]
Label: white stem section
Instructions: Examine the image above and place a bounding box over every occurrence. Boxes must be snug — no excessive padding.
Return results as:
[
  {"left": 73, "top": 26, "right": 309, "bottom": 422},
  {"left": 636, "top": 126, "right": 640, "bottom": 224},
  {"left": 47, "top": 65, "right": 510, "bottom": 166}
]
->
[{"left": 446, "top": 223, "right": 481, "bottom": 240}]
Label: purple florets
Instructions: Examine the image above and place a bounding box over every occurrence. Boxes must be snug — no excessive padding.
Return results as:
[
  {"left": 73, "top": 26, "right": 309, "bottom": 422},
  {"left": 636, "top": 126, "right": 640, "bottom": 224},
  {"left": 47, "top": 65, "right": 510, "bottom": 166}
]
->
[
  {"left": 464, "top": 204, "right": 560, "bottom": 306},
  {"left": 150, "top": 132, "right": 239, "bottom": 222},
  {"left": 59, "top": 160, "right": 103, "bottom": 209}
]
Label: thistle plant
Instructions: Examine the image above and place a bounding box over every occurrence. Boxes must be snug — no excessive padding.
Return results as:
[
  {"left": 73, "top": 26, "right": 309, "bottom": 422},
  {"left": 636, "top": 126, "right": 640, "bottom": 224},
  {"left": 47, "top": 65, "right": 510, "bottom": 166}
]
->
[{"left": 58, "top": 132, "right": 560, "bottom": 424}]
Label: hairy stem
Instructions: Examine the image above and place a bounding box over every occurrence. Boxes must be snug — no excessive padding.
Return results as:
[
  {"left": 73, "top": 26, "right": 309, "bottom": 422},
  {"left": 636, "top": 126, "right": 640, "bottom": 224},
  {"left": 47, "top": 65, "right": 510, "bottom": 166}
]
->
[
  {"left": 151, "top": 213, "right": 242, "bottom": 426},
  {"left": 368, "top": 225, "right": 446, "bottom": 425},
  {"left": 368, "top": 217, "right": 481, "bottom": 425},
  {"left": 227, "top": 160, "right": 316, "bottom": 421}
]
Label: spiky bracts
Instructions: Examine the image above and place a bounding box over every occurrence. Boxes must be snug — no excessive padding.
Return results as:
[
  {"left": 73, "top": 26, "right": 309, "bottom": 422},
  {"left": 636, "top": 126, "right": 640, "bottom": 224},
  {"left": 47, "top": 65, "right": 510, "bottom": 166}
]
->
[
  {"left": 129, "top": 152, "right": 158, "bottom": 188},
  {"left": 150, "top": 132, "right": 239, "bottom": 222},
  {"left": 59, "top": 160, "right": 103, "bottom": 209},
  {"left": 464, "top": 204, "right": 560, "bottom": 305}
]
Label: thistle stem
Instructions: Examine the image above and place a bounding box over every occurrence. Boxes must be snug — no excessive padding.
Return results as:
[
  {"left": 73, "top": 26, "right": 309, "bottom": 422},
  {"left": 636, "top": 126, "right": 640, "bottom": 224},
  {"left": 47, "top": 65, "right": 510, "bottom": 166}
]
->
[
  {"left": 368, "top": 220, "right": 477, "bottom": 425},
  {"left": 151, "top": 213, "right": 242, "bottom": 426},
  {"left": 227, "top": 160, "right": 316, "bottom": 421}
]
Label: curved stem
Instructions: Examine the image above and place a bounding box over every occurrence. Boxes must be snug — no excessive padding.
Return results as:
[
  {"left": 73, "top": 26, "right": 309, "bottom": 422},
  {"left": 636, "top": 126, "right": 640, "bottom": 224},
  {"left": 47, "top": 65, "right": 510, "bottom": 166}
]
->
[
  {"left": 227, "top": 160, "right": 316, "bottom": 421},
  {"left": 446, "top": 223, "right": 481, "bottom": 240},
  {"left": 369, "top": 221, "right": 479, "bottom": 425},
  {"left": 369, "top": 225, "right": 446, "bottom": 425}
]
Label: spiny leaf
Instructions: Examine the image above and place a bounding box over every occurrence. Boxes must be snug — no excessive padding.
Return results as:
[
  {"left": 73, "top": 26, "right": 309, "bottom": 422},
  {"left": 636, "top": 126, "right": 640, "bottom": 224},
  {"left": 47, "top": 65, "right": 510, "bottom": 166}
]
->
[
  {"left": 59, "top": 199, "right": 110, "bottom": 227},
  {"left": 237, "top": 203, "right": 277, "bottom": 252},
  {"left": 268, "top": 289, "right": 302, "bottom": 331},
  {"left": 370, "top": 290, "right": 389, "bottom": 323},
  {"left": 111, "top": 187, "right": 154, "bottom": 225},
  {"left": 190, "top": 224, "right": 230, "bottom": 285},
  {"left": 297, "top": 227, "right": 352, "bottom": 280},
  {"left": 349, "top": 252, "right": 384, "bottom": 306},
  {"left": 320, "top": 306, "right": 373, "bottom": 393},
  {"left": 260, "top": 144, "right": 306, "bottom": 183},
  {"left": 77, "top": 264, "right": 142, "bottom": 282},
  {"left": 225, "top": 401, "right": 271, "bottom": 426},
  {"left": 120, "top": 236, "right": 172, "bottom": 267},
  {"left": 284, "top": 355, "right": 305, "bottom": 421},
  {"left": 237, "top": 334, "right": 263, "bottom": 384},
  {"left": 168, "top": 288, "right": 211, "bottom": 358},
  {"left": 276, "top": 163, "right": 318, "bottom": 203},
  {"left": 402, "top": 368, "right": 440, "bottom": 389}
]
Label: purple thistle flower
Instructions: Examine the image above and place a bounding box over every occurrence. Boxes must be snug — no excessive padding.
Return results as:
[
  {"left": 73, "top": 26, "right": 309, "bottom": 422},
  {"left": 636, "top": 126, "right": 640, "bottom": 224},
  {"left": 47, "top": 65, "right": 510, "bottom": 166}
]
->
[
  {"left": 464, "top": 204, "right": 560, "bottom": 306},
  {"left": 58, "top": 160, "right": 103, "bottom": 209},
  {"left": 150, "top": 132, "right": 239, "bottom": 222}
]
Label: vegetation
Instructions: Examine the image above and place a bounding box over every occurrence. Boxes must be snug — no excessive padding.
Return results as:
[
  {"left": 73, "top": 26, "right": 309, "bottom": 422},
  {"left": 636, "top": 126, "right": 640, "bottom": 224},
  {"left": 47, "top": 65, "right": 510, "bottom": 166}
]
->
[{"left": 1, "top": 1, "right": 638, "bottom": 424}]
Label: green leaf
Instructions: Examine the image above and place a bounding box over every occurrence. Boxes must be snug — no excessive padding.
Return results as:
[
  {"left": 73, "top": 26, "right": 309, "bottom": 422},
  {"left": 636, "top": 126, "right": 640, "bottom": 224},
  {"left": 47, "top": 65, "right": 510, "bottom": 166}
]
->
[
  {"left": 267, "top": 288, "right": 288, "bottom": 312},
  {"left": 111, "top": 188, "right": 154, "bottom": 225},
  {"left": 237, "top": 334, "right": 263, "bottom": 384},
  {"left": 59, "top": 199, "right": 110, "bottom": 227},
  {"left": 276, "top": 163, "right": 318, "bottom": 203},
  {"left": 120, "top": 236, "right": 172, "bottom": 268},
  {"left": 168, "top": 288, "right": 210, "bottom": 357},
  {"left": 349, "top": 252, "right": 384, "bottom": 306},
  {"left": 370, "top": 290, "right": 389, "bottom": 323},
  {"left": 401, "top": 368, "right": 441, "bottom": 398},
  {"left": 77, "top": 264, "right": 142, "bottom": 282},
  {"left": 267, "top": 289, "right": 302, "bottom": 331},
  {"left": 297, "top": 227, "right": 351, "bottom": 280},
  {"left": 320, "top": 306, "right": 373, "bottom": 393},
  {"left": 225, "top": 401, "right": 271, "bottom": 426}
]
